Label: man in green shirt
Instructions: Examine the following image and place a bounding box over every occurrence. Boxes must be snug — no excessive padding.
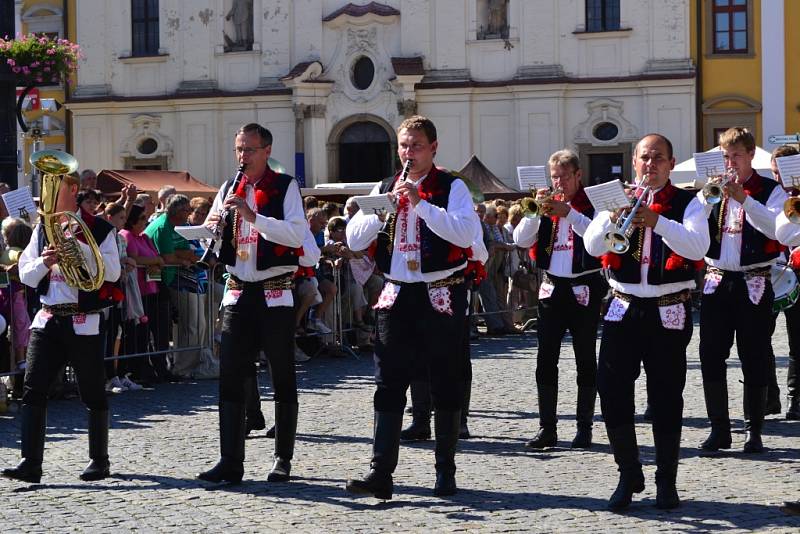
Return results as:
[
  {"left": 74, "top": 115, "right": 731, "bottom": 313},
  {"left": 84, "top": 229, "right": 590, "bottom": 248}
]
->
[{"left": 143, "top": 194, "right": 194, "bottom": 382}]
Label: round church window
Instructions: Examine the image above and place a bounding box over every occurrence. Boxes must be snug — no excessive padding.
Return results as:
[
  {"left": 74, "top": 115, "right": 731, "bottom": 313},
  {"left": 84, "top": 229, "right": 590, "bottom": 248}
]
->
[
  {"left": 138, "top": 137, "right": 158, "bottom": 155},
  {"left": 351, "top": 56, "right": 375, "bottom": 91},
  {"left": 593, "top": 122, "right": 619, "bottom": 142}
]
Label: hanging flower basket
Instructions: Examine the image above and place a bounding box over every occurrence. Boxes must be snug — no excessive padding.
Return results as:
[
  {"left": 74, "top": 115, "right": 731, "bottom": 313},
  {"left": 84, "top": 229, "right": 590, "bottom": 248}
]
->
[{"left": 0, "top": 33, "right": 81, "bottom": 87}]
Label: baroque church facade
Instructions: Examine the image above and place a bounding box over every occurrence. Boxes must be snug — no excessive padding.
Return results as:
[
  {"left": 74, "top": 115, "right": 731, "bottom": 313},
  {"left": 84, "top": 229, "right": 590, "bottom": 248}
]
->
[{"left": 65, "top": 0, "right": 696, "bottom": 188}]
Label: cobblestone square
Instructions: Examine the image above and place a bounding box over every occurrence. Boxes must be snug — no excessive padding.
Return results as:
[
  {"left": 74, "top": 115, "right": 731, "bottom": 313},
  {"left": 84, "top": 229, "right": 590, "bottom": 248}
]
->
[{"left": 1, "top": 314, "right": 800, "bottom": 532}]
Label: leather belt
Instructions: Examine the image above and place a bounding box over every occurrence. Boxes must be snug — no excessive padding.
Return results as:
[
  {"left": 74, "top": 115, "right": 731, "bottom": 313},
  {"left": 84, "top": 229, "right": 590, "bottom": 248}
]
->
[{"left": 226, "top": 273, "right": 294, "bottom": 291}]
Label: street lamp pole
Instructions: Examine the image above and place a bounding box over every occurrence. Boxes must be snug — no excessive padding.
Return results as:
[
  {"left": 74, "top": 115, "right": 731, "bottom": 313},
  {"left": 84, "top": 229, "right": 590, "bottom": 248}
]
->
[{"left": 0, "top": 0, "right": 18, "bottom": 189}]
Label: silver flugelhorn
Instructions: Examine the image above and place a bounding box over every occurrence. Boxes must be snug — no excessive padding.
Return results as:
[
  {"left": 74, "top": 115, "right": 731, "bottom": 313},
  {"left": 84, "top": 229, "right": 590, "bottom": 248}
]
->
[
  {"left": 702, "top": 167, "right": 737, "bottom": 205},
  {"left": 604, "top": 185, "right": 651, "bottom": 254}
]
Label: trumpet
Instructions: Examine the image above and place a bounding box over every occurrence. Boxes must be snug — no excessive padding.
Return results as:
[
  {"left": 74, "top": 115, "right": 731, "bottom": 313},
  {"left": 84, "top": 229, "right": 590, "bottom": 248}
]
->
[
  {"left": 520, "top": 187, "right": 563, "bottom": 219},
  {"left": 604, "top": 185, "right": 651, "bottom": 254},
  {"left": 198, "top": 164, "right": 246, "bottom": 268},
  {"left": 702, "top": 168, "right": 737, "bottom": 205},
  {"left": 31, "top": 150, "right": 106, "bottom": 291}
]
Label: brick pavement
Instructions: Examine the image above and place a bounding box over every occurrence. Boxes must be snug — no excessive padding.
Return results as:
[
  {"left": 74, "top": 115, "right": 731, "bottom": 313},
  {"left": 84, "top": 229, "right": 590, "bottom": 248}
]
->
[{"left": 1, "top": 314, "right": 800, "bottom": 532}]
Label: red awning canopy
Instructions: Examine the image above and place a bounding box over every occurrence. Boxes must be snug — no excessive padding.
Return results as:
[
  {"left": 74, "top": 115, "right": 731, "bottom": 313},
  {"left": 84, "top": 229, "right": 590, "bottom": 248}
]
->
[{"left": 96, "top": 169, "right": 218, "bottom": 201}]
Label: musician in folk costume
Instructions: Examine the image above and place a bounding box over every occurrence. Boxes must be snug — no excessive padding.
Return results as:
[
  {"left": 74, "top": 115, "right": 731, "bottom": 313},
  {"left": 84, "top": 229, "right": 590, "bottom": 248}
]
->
[
  {"left": 584, "top": 134, "right": 709, "bottom": 510},
  {"left": 197, "top": 123, "right": 306, "bottom": 485},
  {"left": 513, "top": 149, "right": 605, "bottom": 451},
  {"left": 698, "top": 127, "right": 788, "bottom": 456},
  {"left": 2, "top": 166, "right": 121, "bottom": 483},
  {"left": 345, "top": 115, "right": 480, "bottom": 499}
]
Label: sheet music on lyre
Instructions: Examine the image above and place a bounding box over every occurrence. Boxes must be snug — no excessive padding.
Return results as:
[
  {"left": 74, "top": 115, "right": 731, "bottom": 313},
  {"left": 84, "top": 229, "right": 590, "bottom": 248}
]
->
[
  {"left": 584, "top": 180, "right": 631, "bottom": 213},
  {"left": 775, "top": 154, "right": 800, "bottom": 189},
  {"left": 693, "top": 151, "right": 726, "bottom": 181},
  {"left": 2, "top": 187, "right": 38, "bottom": 224},
  {"left": 352, "top": 193, "right": 396, "bottom": 216},
  {"left": 516, "top": 166, "right": 549, "bottom": 191}
]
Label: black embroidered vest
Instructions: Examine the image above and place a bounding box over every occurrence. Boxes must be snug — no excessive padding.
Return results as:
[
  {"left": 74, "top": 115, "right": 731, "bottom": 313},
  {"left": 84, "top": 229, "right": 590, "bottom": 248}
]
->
[
  {"left": 706, "top": 172, "right": 781, "bottom": 267},
  {"left": 217, "top": 171, "right": 301, "bottom": 271},
  {"left": 609, "top": 185, "right": 699, "bottom": 285},
  {"left": 534, "top": 201, "right": 601, "bottom": 274},
  {"left": 374, "top": 167, "right": 468, "bottom": 275}
]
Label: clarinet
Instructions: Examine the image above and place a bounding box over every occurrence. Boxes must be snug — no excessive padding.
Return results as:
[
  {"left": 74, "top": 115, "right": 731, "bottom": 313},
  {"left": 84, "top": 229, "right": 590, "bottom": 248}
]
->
[
  {"left": 378, "top": 159, "right": 414, "bottom": 238},
  {"left": 198, "top": 164, "right": 246, "bottom": 268}
]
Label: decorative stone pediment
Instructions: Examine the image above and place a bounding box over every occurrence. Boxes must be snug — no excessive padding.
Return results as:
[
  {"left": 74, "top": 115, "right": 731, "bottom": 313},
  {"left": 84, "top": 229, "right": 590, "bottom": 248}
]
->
[
  {"left": 572, "top": 98, "right": 638, "bottom": 146},
  {"left": 120, "top": 115, "right": 174, "bottom": 160}
]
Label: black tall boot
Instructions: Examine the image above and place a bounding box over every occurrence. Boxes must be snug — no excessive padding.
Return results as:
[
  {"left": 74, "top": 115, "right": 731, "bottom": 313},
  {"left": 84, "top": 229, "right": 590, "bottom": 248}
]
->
[
  {"left": 2, "top": 404, "right": 46, "bottom": 483},
  {"left": 571, "top": 386, "right": 596, "bottom": 449},
  {"left": 460, "top": 378, "right": 472, "bottom": 439},
  {"left": 606, "top": 425, "right": 645, "bottom": 511},
  {"left": 653, "top": 429, "right": 681, "bottom": 509},
  {"left": 743, "top": 385, "right": 767, "bottom": 453},
  {"left": 268, "top": 402, "right": 298, "bottom": 482},
  {"left": 197, "top": 401, "right": 246, "bottom": 484},
  {"left": 787, "top": 357, "right": 799, "bottom": 419},
  {"left": 400, "top": 380, "right": 431, "bottom": 441},
  {"left": 700, "top": 380, "right": 732, "bottom": 451},
  {"left": 80, "top": 409, "right": 110, "bottom": 481},
  {"left": 526, "top": 384, "right": 557, "bottom": 449},
  {"left": 245, "top": 376, "right": 266, "bottom": 437},
  {"left": 346, "top": 412, "right": 403, "bottom": 500},
  {"left": 433, "top": 409, "right": 461, "bottom": 496},
  {"left": 766, "top": 349, "right": 782, "bottom": 415}
]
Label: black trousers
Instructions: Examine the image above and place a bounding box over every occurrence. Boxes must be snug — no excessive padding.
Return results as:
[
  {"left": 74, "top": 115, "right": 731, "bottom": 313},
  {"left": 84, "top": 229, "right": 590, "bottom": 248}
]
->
[
  {"left": 598, "top": 296, "right": 692, "bottom": 434},
  {"left": 23, "top": 316, "right": 107, "bottom": 410},
  {"left": 220, "top": 283, "right": 295, "bottom": 404},
  {"left": 699, "top": 272, "right": 774, "bottom": 387},
  {"left": 772, "top": 302, "right": 800, "bottom": 397},
  {"left": 535, "top": 272, "right": 604, "bottom": 388},
  {"left": 374, "top": 280, "right": 467, "bottom": 413}
]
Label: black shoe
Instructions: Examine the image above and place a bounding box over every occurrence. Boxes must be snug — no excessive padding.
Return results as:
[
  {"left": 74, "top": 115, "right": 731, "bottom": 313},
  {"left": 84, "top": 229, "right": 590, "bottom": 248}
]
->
[
  {"left": 786, "top": 396, "right": 800, "bottom": 420},
  {"left": 197, "top": 458, "right": 244, "bottom": 484},
  {"left": 197, "top": 401, "right": 246, "bottom": 484},
  {"left": 345, "top": 412, "right": 403, "bottom": 500},
  {"left": 400, "top": 417, "right": 431, "bottom": 441},
  {"left": 571, "top": 427, "right": 592, "bottom": 449},
  {"left": 525, "top": 428, "right": 557, "bottom": 449},
  {"left": 743, "top": 385, "right": 766, "bottom": 453},
  {"left": 433, "top": 471, "right": 457, "bottom": 496},
  {"left": 782, "top": 500, "right": 800, "bottom": 516},
  {"left": 80, "top": 409, "right": 110, "bottom": 481},
  {"left": 2, "top": 404, "right": 46, "bottom": 484},
  {"left": 2, "top": 458, "right": 42, "bottom": 484},
  {"left": 268, "top": 402, "right": 298, "bottom": 482},
  {"left": 700, "top": 427, "right": 732, "bottom": 451},
  {"left": 246, "top": 411, "right": 266, "bottom": 436},
  {"left": 608, "top": 469, "right": 645, "bottom": 511},
  {"left": 80, "top": 458, "right": 110, "bottom": 481},
  {"left": 345, "top": 469, "right": 393, "bottom": 500},
  {"left": 701, "top": 380, "right": 732, "bottom": 452},
  {"left": 655, "top": 478, "right": 680, "bottom": 510},
  {"left": 267, "top": 457, "right": 291, "bottom": 482},
  {"left": 433, "top": 410, "right": 461, "bottom": 497},
  {"left": 266, "top": 425, "right": 275, "bottom": 438}
]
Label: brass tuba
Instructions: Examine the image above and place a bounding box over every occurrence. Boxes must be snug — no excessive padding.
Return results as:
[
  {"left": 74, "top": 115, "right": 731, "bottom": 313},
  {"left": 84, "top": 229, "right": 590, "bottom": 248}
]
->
[{"left": 31, "top": 149, "right": 106, "bottom": 291}]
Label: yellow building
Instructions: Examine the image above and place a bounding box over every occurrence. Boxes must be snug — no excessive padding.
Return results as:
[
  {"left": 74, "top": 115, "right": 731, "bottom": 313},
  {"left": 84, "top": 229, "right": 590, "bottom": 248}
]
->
[
  {"left": 14, "top": 0, "right": 70, "bottom": 185},
  {"left": 692, "top": 0, "right": 798, "bottom": 150}
]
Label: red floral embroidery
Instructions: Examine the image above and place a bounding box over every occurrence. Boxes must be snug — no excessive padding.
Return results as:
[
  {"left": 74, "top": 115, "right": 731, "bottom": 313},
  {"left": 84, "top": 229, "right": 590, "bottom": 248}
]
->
[{"left": 601, "top": 253, "right": 621, "bottom": 270}]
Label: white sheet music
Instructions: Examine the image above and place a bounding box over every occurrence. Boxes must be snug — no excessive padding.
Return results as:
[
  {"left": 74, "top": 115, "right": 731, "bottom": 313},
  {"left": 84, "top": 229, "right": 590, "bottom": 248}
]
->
[
  {"left": 584, "top": 180, "right": 631, "bottom": 212},
  {"left": 517, "top": 166, "right": 549, "bottom": 191},
  {"left": 353, "top": 193, "right": 396, "bottom": 216},
  {"left": 2, "top": 187, "right": 38, "bottom": 223},
  {"left": 775, "top": 154, "right": 800, "bottom": 189},
  {"left": 174, "top": 225, "right": 215, "bottom": 241},
  {"left": 693, "top": 151, "right": 726, "bottom": 180}
]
